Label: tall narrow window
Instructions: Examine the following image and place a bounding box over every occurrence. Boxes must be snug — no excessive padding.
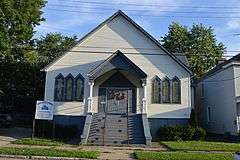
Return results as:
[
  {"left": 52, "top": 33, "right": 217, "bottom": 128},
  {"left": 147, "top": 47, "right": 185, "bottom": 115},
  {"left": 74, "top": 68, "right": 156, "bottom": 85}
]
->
[
  {"left": 54, "top": 74, "right": 64, "bottom": 101},
  {"left": 65, "top": 74, "right": 74, "bottom": 101},
  {"left": 172, "top": 77, "right": 181, "bottom": 104},
  {"left": 151, "top": 76, "right": 161, "bottom": 103},
  {"left": 75, "top": 74, "right": 84, "bottom": 101},
  {"left": 162, "top": 77, "right": 170, "bottom": 103},
  {"left": 207, "top": 106, "right": 211, "bottom": 123}
]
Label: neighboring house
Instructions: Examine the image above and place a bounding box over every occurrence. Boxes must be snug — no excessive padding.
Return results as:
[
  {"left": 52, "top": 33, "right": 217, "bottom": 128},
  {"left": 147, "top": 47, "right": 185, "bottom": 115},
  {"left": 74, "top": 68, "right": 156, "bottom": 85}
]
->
[
  {"left": 196, "top": 54, "right": 240, "bottom": 137},
  {"left": 41, "top": 10, "right": 193, "bottom": 145}
]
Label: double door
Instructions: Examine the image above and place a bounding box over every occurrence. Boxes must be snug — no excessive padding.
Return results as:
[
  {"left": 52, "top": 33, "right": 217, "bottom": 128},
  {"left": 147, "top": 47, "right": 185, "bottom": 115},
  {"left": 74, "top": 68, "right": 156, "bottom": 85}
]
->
[{"left": 98, "top": 87, "right": 134, "bottom": 114}]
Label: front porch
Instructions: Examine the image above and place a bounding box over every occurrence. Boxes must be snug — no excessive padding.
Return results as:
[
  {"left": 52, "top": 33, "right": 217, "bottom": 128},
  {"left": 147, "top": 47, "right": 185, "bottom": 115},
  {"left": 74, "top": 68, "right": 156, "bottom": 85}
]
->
[{"left": 81, "top": 50, "right": 152, "bottom": 145}]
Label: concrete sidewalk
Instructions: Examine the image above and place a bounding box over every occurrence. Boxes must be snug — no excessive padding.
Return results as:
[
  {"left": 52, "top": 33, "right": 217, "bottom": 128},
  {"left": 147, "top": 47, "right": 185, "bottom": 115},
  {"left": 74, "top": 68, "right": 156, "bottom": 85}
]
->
[
  {"left": 0, "top": 127, "right": 31, "bottom": 146},
  {"left": 0, "top": 128, "right": 167, "bottom": 160}
]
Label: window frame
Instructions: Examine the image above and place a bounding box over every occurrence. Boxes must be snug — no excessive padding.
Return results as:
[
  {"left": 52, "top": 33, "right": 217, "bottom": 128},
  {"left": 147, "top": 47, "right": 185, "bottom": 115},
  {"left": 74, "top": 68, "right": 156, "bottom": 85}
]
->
[
  {"left": 54, "top": 74, "right": 65, "bottom": 101},
  {"left": 74, "top": 73, "right": 85, "bottom": 102},
  {"left": 161, "top": 76, "right": 171, "bottom": 104},
  {"left": 151, "top": 76, "right": 161, "bottom": 104},
  {"left": 207, "top": 106, "right": 211, "bottom": 123},
  {"left": 65, "top": 74, "right": 74, "bottom": 101},
  {"left": 171, "top": 76, "right": 181, "bottom": 104}
]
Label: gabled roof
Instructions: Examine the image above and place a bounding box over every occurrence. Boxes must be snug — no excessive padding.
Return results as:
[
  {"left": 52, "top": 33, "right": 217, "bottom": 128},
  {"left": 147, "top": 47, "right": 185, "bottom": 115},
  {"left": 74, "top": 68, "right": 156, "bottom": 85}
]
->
[
  {"left": 88, "top": 50, "right": 147, "bottom": 80},
  {"left": 41, "top": 10, "right": 192, "bottom": 75},
  {"left": 199, "top": 53, "right": 240, "bottom": 81}
]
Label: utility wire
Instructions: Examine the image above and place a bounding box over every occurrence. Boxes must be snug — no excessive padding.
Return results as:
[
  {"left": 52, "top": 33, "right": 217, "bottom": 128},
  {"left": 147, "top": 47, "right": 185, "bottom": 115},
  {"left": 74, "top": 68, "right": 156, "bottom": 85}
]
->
[
  {"left": 204, "top": 75, "right": 240, "bottom": 82},
  {"left": 56, "top": 0, "right": 240, "bottom": 9},
  {"left": 46, "top": 8, "right": 240, "bottom": 19},
  {"left": 47, "top": 4, "right": 240, "bottom": 14},
  {"left": 75, "top": 45, "right": 240, "bottom": 54},
  {"left": 46, "top": 50, "right": 235, "bottom": 57}
]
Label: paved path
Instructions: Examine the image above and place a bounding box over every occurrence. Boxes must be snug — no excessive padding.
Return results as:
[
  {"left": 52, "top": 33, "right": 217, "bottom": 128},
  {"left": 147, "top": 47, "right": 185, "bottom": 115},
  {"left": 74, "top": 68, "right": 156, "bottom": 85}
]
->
[
  {"left": 0, "top": 127, "right": 31, "bottom": 146},
  {"left": 0, "top": 128, "right": 167, "bottom": 160}
]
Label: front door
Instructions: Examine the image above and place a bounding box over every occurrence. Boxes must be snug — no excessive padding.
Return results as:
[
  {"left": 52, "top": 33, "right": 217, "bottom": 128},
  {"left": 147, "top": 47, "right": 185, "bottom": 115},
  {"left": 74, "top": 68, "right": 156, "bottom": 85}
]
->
[
  {"left": 97, "top": 88, "right": 131, "bottom": 145},
  {"left": 98, "top": 87, "right": 134, "bottom": 114},
  {"left": 106, "top": 88, "right": 129, "bottom": 114}
]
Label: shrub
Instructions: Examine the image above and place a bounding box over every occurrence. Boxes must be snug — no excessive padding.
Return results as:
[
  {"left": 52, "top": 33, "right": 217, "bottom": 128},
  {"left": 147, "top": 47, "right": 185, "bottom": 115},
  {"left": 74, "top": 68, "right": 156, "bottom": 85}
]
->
[
  {"left": 194, "top": 127, "right": 206, "bottom": 140},
  {"left": 189, "top": 109, "right": 198, "bottom": 127},
  {"left": 35, "top": 120, "right": 79, "bottom": 140},
  {"left": 158, "top": 125, "right": 206, "bottom": 141}
]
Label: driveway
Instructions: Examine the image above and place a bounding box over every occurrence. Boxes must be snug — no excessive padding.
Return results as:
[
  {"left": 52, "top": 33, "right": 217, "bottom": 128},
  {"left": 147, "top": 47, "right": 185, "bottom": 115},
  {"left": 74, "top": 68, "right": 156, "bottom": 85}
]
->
[{"left": 0, "top": 127, "right": 31, "bottom": 146}]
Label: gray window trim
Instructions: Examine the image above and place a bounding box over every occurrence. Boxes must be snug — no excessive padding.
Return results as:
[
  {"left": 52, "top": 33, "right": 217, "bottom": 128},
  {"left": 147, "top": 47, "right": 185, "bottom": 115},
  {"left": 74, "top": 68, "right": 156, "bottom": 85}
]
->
[
  {"left": 65, "top": 74, "right": 74, "bottom": 101},
  {"left": 171, "top": 76, "right": 181, "bottom": 104},
  {"left": 54, "top": 73, "right": 64, "bottom": 101},
  {"left": 162, "top": 76, "right": 171, "bottom": 104},
  {"left": 74, "top": 73, "right": 85, "bottom": 102},
  {"left": 151, "top": 75, "right": 161, "bottom": 104}
]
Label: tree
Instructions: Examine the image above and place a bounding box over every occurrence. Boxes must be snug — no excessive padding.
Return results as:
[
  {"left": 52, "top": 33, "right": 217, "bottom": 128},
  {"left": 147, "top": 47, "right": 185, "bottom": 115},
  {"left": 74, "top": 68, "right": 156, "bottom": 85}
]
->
[
  {"left": 161, "top": 22, "right": 190, "bottom": 54},
  {"left": 36, "top": 33, "right": 77, "bottom": 66},
  {"left": 0, "top": 1, "right": 77, "bottom": 116},
  {"left": 161, "top": 22, "right": 225, "bottom": 77},
  {"left": 0, "top": 0, "right": 46, "bottom": 61}
]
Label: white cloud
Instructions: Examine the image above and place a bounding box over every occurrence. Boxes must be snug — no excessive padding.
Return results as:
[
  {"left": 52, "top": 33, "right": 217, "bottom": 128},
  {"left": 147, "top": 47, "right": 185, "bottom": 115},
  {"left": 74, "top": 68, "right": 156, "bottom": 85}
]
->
[
  {"left": 227, "top": 20, "right": 240, "bottom": 29},
  {"left": 36, "top": 0, "right": 192, "bottom": 37}
]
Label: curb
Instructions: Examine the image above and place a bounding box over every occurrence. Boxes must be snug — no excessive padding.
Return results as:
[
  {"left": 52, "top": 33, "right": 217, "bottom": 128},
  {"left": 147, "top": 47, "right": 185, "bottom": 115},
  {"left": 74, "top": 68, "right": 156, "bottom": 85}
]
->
[{"left": 0, "top": 154, "right": 93, "bottom": 160}]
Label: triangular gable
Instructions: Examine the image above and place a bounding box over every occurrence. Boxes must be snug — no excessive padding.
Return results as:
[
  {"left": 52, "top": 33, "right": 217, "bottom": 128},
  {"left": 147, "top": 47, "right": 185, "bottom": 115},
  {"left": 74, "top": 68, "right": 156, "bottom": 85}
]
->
[
  {"left": 88, "top": 50, "right": 147, "bottom": 80},
  {"left": 41, "top": 10, "right": 192, "bottom": 75}
]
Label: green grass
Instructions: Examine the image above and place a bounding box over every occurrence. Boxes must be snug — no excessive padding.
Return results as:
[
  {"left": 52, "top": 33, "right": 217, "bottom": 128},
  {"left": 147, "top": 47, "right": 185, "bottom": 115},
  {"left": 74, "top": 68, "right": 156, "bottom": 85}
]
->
[
  {"left": 134, "top": 151, "right": 233, "bottom": 160},
  {"left": 161, "top": 141, "right": 240, "bottom": 152},
  {"left": 12, "top": 138, "right": 64, "bottom": 146},
  {"left": 0, "top": 147, "right": 99, "bottom": 159}
]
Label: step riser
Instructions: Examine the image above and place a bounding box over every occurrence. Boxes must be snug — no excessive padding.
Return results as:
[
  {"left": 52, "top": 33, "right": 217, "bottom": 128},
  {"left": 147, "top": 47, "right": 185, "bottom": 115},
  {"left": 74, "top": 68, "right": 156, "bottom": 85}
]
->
[{"left": 87, "top": 113, "right": 146, "bottom": 145}]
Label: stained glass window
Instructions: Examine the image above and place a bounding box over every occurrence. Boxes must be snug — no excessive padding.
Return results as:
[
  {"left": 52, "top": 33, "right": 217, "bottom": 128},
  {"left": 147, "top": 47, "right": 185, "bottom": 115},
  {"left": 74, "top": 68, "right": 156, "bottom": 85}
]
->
[
  {"left": 75, "top": 74, "right": 84, "bottom": 101},
  {"left": 151, "top": 76, "right": 161, "bottom": 103},
  {"left": 54, "top": 74, "right": 64, "bottom": 101},
  {"left": 172, "top": 77, "right": 181, "bottom": 104},
  {"left": 162, "top": 77, "right": 170, "bottom": 103}
]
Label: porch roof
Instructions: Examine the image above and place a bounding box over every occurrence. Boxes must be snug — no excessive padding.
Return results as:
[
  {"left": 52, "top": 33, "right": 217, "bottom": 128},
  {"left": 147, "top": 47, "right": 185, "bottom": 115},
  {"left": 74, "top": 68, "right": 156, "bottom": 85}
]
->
[{"left": 88, "top": 50, "right": 147, "bottom": 80}]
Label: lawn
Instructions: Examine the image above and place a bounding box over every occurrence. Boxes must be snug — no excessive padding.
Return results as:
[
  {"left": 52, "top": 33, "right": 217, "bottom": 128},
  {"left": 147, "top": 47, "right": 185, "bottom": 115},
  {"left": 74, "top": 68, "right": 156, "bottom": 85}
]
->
[
  {"left": 161, "top": 141, "right": 240, "bottom": 152},
  {"left": 12, "top": 138, "right": 63, "bottom": 146},
  {"left": 0, "top": 147, "right": 99, "bottom": 159},
  {"left": 134, "top": 151, "right": 233, "bottom": 160}
]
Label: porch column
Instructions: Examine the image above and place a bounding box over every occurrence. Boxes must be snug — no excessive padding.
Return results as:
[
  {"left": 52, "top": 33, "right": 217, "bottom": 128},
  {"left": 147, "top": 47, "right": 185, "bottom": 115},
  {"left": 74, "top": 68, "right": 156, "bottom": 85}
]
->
[
  {"left": 88, "top": 80, "right": 94, "bottom": 113},
  {"left": 142, "top": 79, "right": 147, "bottom": 114}
]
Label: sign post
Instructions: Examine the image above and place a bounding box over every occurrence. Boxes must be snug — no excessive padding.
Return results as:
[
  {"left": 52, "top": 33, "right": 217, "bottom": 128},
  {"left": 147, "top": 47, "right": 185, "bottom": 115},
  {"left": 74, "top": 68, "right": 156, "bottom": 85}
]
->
[{"left": 33, "top": 101, "right": 54, "bottom": 139}]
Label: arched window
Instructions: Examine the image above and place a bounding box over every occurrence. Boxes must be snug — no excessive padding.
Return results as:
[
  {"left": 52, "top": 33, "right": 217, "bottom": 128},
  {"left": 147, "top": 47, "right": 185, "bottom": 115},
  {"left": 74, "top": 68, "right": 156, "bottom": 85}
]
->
[
  {"left": 54, "top": 74, "right": 64, "bottom": 101},
  {"left": 172, "top": 77, "right": 181, "bottom": 104},
  {"left": 151, "top": 76, "right": 161, "bottom": 103},
  {"left": 65, "top": 74, "right": 74, "bottom": 101},
  {"left": 162, "top": 77, "right": 170, "bottom": 103},
  {"left": 75, "top": 74, "right": 84, "bottom": 101}
]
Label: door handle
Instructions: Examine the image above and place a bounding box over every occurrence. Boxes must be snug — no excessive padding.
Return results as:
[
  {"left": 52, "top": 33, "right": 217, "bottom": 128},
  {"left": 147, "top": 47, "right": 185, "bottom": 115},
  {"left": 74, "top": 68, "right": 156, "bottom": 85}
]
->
[{"left": 100, "top": 102, "right": 106, "bottom": 104}]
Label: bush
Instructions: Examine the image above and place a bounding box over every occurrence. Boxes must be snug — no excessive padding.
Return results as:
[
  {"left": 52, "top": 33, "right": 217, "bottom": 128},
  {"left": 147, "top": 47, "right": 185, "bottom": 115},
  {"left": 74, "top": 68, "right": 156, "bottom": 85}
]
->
[
  {"left": 35, "top": 120, "right": 79, "bottom": 140},
  {"left": 158, "top": 125, "right": 206, "bottom": 141},
  {"left": 194, "top": 127, "right": 206, "bottom": 140},
  {"left": 189, "top": 109, "right": 198, "bottom": 127}
]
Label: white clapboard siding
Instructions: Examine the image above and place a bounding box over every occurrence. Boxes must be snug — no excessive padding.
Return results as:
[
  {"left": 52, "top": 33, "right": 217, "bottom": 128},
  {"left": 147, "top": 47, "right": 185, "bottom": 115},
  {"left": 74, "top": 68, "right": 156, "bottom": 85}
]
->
[{"left": 44, "top": 14, "right": 191, "bottom": 118}]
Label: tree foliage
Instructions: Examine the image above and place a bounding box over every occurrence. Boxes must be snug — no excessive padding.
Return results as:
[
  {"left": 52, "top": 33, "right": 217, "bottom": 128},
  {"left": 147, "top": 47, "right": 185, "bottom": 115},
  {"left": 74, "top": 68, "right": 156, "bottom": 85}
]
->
[
  {"left": 0, "top": 0, "right": 46, "bottom": 61},
  {"left": 161, "top": 22, "right": 225, "bottom": 77},
  {"left": 0, "top": 32, "right": 77, "bottom": 113},
  {"left": 0, "top": 0, "right": 77, "bottom": 114},
  {"left": 36, "top": 33, "right": 77, "bottom": 65}
]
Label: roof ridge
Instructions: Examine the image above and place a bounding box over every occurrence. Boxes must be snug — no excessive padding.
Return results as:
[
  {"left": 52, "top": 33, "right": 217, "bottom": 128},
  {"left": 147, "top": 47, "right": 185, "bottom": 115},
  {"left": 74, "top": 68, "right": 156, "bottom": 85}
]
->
[{"left": 41, "top": 10, "right": 192, "bottom": 75}]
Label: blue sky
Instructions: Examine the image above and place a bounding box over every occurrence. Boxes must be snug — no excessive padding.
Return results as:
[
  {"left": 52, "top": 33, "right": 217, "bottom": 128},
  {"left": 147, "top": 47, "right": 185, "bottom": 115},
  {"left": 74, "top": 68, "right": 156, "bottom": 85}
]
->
[{"left": 35, "top": 0, "right": 240, "bottom": 56}]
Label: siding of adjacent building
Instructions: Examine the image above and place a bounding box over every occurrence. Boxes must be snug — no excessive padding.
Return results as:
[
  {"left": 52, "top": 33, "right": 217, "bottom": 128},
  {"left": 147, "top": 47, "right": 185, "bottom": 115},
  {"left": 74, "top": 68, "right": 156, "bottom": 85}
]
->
[{"left": 196, "top": 65, "right": 238, "bottom": 135}]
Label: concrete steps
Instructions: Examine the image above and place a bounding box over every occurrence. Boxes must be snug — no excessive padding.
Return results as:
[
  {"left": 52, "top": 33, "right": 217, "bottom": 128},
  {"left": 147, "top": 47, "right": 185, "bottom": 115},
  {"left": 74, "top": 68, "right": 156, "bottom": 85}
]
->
[{"left": 87, "top": 113, "right": 146, "bottom": 145}]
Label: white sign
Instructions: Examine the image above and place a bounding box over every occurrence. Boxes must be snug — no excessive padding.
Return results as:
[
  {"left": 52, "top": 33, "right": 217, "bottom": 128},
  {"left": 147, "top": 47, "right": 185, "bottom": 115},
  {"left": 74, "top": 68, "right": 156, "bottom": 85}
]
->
[{"left": 35, "top": 101, "right": 54, "bottom": 120}]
